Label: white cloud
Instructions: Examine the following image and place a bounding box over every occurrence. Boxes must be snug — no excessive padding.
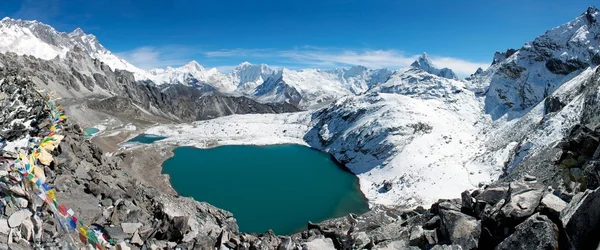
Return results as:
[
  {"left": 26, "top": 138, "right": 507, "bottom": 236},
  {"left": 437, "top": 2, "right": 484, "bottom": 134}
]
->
[
  {"left": 202, "top": 47, "right": 489, "bottom": 76},
  {"left": 116, "top": 46, "right": 194, "bottom": 70},
  {"left": 204, "top": 48, "right": 272, "bottom": 58},
  {"left": 429, "top": 57, "right": 490, "bottom": 76}
]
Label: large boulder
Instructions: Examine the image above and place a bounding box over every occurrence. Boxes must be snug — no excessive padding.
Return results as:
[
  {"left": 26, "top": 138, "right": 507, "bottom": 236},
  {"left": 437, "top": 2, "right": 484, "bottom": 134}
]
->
[
  {"left": 301, "top": 237, "right": 336, "bottom": 250},
  {"left": 538, "top": 193, "right": 567, "bottom": 219},
  {"left": 560, "top": 188, "right": 600, "bottom": 249},
  {"left": 439, "top": 209, "right": 480, "bottom": 250},
  {"left": 7, "top": 210, "right": 32, "bottom": 228},
  {"left": 495, "top": 213, "right": 559, "bottom": 250},
  {"left": 500, "top": 181, "right": 544, "bottom": 221}
]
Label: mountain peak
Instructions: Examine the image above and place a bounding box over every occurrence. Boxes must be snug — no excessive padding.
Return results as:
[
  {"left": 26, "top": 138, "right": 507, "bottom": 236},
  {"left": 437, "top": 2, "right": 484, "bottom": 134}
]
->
[
  {"left": 585, "top": 6, "right": 599, "bottom": 24},
  {"left": 409, "top": 52, "right": 457, "bottom": 79},
  {"left": 182, "top": 60, "right": 204, "bottom": 71},
  {"left": 411, "top": 53, "right": 436, "bottom": 72},
  {"left": 69, "top": 27, "right": 86, "bottom": 37}
]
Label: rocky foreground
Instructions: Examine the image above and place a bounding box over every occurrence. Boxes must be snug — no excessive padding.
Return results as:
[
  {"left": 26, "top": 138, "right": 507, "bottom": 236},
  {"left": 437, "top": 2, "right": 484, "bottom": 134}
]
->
[{"left": 1, "top": 75, "right": 600, "bottom": 249}]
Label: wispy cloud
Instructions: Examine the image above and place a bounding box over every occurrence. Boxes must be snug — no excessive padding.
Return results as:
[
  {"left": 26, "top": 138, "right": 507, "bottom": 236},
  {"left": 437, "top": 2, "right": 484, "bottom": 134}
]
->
[
  {"left": 116, "top": 45, "right": 195, "bottom": 70},
  {"left": 13, "top": 0, "right": 62, "bottom": 23},
  {"left": 202, "top": 47, "right": 489, "bottom": 76},
  {"left": 204, "top": 48, "right": 273, "bottom": 58}
]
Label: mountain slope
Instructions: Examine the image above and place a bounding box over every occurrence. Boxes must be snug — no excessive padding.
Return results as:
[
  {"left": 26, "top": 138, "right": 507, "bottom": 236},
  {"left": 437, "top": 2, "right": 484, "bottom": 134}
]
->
[
  {"left": 0, "top": 17, "right": 149, "bottom": 80},
  {"left": 478, "top": 6, "right": 600, "bottom": 119}
]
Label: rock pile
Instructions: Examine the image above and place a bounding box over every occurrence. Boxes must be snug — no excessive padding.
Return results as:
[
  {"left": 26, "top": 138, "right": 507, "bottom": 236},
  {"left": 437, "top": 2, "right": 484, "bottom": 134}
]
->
[{"left": 283, "top": 175, "right": 600, "bottom": 250}]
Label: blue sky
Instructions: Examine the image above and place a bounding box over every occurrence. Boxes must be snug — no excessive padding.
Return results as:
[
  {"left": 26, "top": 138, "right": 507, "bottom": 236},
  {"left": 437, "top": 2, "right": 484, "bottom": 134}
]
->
[{"left": 1, "top": 0, "right": 598, "bottom": 75}]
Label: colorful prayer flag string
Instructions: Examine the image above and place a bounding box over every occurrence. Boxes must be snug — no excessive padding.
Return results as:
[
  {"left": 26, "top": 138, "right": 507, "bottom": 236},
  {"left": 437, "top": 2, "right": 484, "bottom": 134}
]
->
[{"left": 6, "top": 94, "right": 111, "bottom": 249}]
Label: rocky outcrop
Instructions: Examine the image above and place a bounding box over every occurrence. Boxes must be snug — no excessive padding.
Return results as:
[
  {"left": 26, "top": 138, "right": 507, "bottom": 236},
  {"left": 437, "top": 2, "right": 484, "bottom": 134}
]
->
[
  {"left": 560, "top": 188, "right": 600, "bottom": 249},
  {"left": 495, "top": 213, "right": 559, "bottom": 250},
  {"left": 545, "top": 58, "right": 588, "bottom": 75}
]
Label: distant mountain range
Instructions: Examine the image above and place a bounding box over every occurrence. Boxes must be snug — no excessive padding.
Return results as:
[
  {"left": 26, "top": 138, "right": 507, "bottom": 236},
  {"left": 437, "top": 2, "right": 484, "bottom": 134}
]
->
[{"left": 0, "top": 17, "right": 464, "bottom": 109}]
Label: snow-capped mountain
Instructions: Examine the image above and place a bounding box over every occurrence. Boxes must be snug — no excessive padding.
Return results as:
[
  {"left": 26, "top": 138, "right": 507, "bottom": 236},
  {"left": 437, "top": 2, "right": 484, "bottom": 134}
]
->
[
  {"left": 478, "top": 6, "right": 600, "bottom": 119},
  {"left": 0, "top": 17, "right": 150, "bottom": 80},
  {"left": 327, "top": 65, "right": 393, "bottom": 94},
  {"left": 410, "top": 53, "right": 459, "bottom": 79},
  {"left": 230, "top": 62, "right": 276, "bottom": 92},
  {"left": 149, "top": 61, "right": 275, "bottom": 93},
  {"left": 150, "top": 61, "right": 393, "bottom": 108},
  {"left": 254, "top": 68, "right": 356, "bottom": 108},
  {"left": 148, "top": 61, "right": 235, "bottom": 92}
]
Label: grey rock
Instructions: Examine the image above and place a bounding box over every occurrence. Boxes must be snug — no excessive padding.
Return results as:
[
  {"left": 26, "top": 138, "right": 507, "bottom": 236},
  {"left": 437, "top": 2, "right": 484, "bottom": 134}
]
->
[
  {"left": 539, "top": 193, "right": 567, "bottom": 219},
  {"left": 523, "top": 174, "right": 537, "bottom": 182},
  {"left": 408, "top": 226, "right": 425, "bottom": 247},
  {"left": 116, "top": 242, "right": 131, "bottom": 250},
  {"left": 546, "top": 58, "right": 588, "bottom": 75},
  {"left": 439, "top": 209, "right": 480, "bottom": 250},
  {"left": 584, "top": 161, "right": 600, "bottom": 189},
  {"left": 352, "top": 232, "right": 371, "bottom": 249},
  {"left": 0, "top": 219, "right": 9, "bottom": 235},
  {"left": 277, "top": 237, "right": 295, "bottom": 250},
  {"left": 461, "top": 190, "right": 474, "bottom": 214},
  {"left": 105, "top": 226, "right": 127, "bottom": 243},
  {"left": 570, "top": 168, "right": 584, "bottom": 181},
  {"left": 101, "top": 198, "right": 113, "bottom": 207},
  {"left": 423, "top": 229, "right": 438, "bottom": 245},
  {"left": 121, "top": 222, "right": 143, "bottom": 234},
  {"left": 430, "top": 245, "right": 463, "bottom": 250},
  {"left": 423, "top": 215, "right": 441, "bottom": 229},
  {"left": 560, "top": 188, "right": 600, "bottom": 249},
  {"left": 19, "top": 219, "right": 33, "bottom": 241},
  {"left": 500, "top": 181, "right": 544, "bottom": 221},
  {"left": 438, "top": 199, "right": 462, "bottom": 212},
  {"left": 31, "top": 216, "right": 42, "bottom": 242},
  {"left": 474, "top": 185, "right": 509, "bottom": 205},
  {"left": 131, "top": 231, "right": 143, "bottom": 246},
  {"left": 301, "top": 238, "right": 336, "bottom": 250},
  {"left": 12, "top": 198, "right": 27, "bottom": 209},
  {"left": 7, "top": 210, "right": 32, "bottom": 228},
  {"left": 495, "top": 213, "right": 559, "bottom": 250},
  {"left": 544, "top": 96, "right": 564, "bottom": 114}
]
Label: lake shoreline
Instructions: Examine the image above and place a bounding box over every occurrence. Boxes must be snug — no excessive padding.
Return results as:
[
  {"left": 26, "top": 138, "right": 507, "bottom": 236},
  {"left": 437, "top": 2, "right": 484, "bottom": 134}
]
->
[{"left": 122, "top": 134, "right": 371, "bottom": 235}]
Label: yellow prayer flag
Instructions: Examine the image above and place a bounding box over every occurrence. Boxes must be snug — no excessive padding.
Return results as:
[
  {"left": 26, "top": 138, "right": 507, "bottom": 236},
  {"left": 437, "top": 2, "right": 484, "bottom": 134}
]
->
[
  {"left": 33, "top": 166, "right": 46, "bottom": 183},
  {"left": 47, "top": 189, "right": 56, "bottom": 200},
  {"left": 37, "top": 148, "right": 53, "bottom": 166}
]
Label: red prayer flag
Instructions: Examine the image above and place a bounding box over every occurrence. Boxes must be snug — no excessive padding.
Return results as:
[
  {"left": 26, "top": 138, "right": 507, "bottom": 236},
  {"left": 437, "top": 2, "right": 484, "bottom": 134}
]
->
[
  {"left": 58, "top": 204, "right": 68, "bottom": 216},
  {"left": 78, "top": 232, "right": 87, "bottom": 244}
]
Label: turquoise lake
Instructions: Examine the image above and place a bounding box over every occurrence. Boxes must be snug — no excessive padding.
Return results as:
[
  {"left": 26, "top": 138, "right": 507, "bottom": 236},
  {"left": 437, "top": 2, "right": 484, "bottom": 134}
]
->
[
  {"left": 162, "top": 145, "right": 369, "bottom": 235},
  {"left": 83, "top": 128, "right": 99, "bottom": 138},
  {"left": 126, "top": 134, "right": 167, "bottom": 144}
]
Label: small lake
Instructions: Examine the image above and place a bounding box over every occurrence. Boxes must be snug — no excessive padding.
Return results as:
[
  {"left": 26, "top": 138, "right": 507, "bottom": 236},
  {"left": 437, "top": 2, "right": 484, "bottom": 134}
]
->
[
  {"left": 125, "top": 134, "right": 167, "bottom": 144},
  {"left": 162, "top": 145, "right": 369, "bottom": 235},
  {"left": 84, "top": 128, "right": 99, "bottom": 138}
]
